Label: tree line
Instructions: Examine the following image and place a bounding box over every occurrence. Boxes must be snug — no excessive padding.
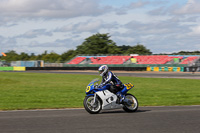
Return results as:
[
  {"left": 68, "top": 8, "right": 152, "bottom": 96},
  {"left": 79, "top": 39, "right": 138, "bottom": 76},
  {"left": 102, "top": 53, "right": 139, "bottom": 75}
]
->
[{"left": 0, "top": 33, "right": 199, "bottom": 63}]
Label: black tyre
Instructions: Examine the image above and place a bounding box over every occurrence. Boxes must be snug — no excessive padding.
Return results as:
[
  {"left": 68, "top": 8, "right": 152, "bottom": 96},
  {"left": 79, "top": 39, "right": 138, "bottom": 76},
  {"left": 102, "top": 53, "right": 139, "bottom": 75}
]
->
[
  {"left": 83, "top": 95, "right": 102, "bottom": 114},
  {"left": 123, "top": 94, "right": 138, "bottom": 112}
]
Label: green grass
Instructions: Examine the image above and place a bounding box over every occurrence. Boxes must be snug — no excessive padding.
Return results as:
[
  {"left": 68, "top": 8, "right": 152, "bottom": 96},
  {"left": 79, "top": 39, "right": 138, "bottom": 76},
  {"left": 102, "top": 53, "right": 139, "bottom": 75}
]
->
[{"left": 0, "top": 72, "right": 200, "bottom": 110}]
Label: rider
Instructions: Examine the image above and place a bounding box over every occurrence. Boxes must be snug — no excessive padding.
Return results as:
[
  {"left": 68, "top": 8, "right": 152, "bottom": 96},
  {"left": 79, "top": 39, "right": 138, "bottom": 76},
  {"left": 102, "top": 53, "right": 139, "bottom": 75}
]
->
[{"left": 98, "top": 65, "right": 124, "bottom": 104}]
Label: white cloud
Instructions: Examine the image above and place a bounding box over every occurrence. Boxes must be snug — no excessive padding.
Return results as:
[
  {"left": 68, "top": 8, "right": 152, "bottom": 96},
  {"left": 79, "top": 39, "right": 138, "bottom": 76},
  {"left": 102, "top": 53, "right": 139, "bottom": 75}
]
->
[
  {"left": 76, "top": 20, "right": 102, "bottom": 32},
  {"left": 0, "top": 0, "right": 200, "bottom": 55},
  {"left": 188, "top": 25, "right": 200, "bottom": 35},
  {"left": 0, "top": 0, "right": 109, "bottom": 21},
  {"left": 55, "top": 20, "right": 104, "bottom": 33},
  {"left": 174, "top": 0, "right": 200, "bottom": 14},
  {"left": 129, "top": 1, "right": 149, "bottom": 8},
  {"left": 17, "top": 29, "right": 52, "bottom": 38}
]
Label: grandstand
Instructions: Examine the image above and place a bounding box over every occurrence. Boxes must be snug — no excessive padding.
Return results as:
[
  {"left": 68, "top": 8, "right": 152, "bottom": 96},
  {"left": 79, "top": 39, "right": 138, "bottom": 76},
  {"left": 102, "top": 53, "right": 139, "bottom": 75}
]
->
[
  {"left": 1, "top": 55, "right": 199, "bottom": 72},
  {"left": 67, "top": 57, "right": 86, "bottom": 64},
  {"left": 90, "top": 56, "right": 130, "bottom": 64},
  {"left": 67, "top": 55, "right": 199, "bottom": 65},
  {"left": 180, "top": 56, "right": 199, "bottom": 64}
]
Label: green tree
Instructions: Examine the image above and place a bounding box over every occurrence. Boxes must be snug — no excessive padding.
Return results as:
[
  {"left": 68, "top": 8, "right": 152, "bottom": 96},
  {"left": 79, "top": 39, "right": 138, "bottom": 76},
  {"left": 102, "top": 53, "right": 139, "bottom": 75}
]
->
[
  {"left": 125, "top": 44, "right": 152, "bottom": 55},
  {"left": 1, "top": 50, "right": 20, "bottom": 62},
  {"left": 172, "top": 51, "right": 200, "bottom": 55},
  {"left": 19, "top": 52, "right": 30, "bottom": 60},
  {"left": 41, "top": 52, "right": 60, "bottom": 63},
  {"left": 76, "top": 33, "right": 121, "bottom": 54},
  {"left": 29, "top": 53, "right": 37, "bottom": 60},
  {"left": 118, "top": 45, "right": 131, "bottom": 53},
  {"left": 36, "top": 51, "right": 48, "bottom": 60},
  {"left": 61, "top": 49, "right": 76, "bottom": 62}
]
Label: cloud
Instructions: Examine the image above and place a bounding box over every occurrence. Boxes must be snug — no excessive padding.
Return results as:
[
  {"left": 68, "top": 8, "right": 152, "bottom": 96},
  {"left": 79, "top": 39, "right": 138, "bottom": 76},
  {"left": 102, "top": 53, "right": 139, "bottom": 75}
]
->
[
  {"left": 148, "top": 0, "right": 200, "bottom": 16},
  {"left": 188, "top": 25, "right": 200, "bottom": 35},
  {"left": 0, "top": 0, "right": 110, "bottom": 21},
  {"left": 111, "top": 16, "right": 200, "bottom": 53},
  {"left": 55, "top": 20, "right": 103, "bottom": 33},
  {"left": 174, "top": 0, "right": 200, "bottom": 14},
  {"left": 148, "top": 6, "right": 169, "bottom": 15},
  {"left": 0, "top": 35, "right": 4, "bottom": 41},
  {"left": 129, "top": 0, "right": 149, "bottom": 8},
  {"left": 115, "top": 0, "right": 150, "bottom": 15},
  {"left": 16, "top": 29, "right": 52, "bottom": 38},
  {"left": 0, "top": 0, "right": 200, "bottom": 55},
  {"left": 54, "top": 20, "right": 119, "bottom": 33},
  {"left": 0, "top": 36, "right": 18, "bottom": 53},
  {"left": 24, "top": 38, "right": 82, "bottom": 54},
  {"left": 124, "top": 20, "right": 183, "bottom": 35}
]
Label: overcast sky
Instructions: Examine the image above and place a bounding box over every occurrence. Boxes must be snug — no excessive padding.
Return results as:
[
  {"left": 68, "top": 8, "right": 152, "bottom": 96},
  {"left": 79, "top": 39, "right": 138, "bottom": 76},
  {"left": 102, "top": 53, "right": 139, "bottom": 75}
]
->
[{"left": 0, "top": 0, "right": 200, "bottom": 55}]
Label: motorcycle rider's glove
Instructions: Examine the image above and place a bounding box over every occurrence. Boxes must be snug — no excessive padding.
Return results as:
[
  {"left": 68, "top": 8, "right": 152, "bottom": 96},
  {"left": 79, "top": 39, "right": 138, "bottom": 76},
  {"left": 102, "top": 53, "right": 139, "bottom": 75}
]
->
[{"left": 98, "top": 84, "right": 103, "bottom": 88}]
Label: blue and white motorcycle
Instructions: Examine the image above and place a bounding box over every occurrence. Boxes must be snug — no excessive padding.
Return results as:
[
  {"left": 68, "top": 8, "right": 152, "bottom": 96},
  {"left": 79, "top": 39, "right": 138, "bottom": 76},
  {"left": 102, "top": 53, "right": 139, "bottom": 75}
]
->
[{"left": 83, "top": 79, "right": 138, "bottom": 114}]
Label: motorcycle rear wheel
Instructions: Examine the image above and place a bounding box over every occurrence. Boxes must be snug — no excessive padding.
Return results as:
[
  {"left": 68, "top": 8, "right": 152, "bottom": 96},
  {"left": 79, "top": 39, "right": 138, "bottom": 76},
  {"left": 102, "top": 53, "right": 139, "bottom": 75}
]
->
[
  {"left": 83, "top": 95, "right": 102, "bottom": 114},
  {"left": 123, "top": 94, "right": 138, "bottom": 112}
]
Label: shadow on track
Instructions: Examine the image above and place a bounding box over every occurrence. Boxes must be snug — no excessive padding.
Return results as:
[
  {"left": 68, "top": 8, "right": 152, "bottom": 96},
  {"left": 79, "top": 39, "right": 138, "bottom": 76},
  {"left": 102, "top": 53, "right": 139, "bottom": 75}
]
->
[{"left": 100, "top": 109, "right": 150, "bottom": 114}]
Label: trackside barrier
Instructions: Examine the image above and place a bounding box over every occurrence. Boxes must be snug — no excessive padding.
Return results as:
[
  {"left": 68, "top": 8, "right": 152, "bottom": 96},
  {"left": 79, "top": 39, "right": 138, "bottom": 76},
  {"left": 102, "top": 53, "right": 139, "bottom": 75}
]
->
[
  {"left": 154, "top": 67, "right": 159, "bottom": 72},
  {"left": 13, "top": 67, "right": 26, "bottom": 71},
  {"left": 164, "top": 67, "right": 168, "bottom": 71},
  {"left": 0, "top": 67, "right": 13, "bottom": 71},
  {"left": 0, "top": 67, "right": 26, "bottom": 71},
  {"left": 147, "top": 67, "right": 184, "bottom": 72},
  {"left": 161, "top": 67, "right": 168, "bottom": 72},
  {"left": 168, "top": 67, "right": 173, "bottom": 72},
  {"left": 172, "top": 67, "right": 184, "bottom": 72},
  {"left": 26, "top": 67, "right": 146, "bottom": 71},
  {"left": 0, "top": 66, "right": 185, "bottom": 72},
  {"left": 146, "top": 66, "right": 151, "bottom": 71}
]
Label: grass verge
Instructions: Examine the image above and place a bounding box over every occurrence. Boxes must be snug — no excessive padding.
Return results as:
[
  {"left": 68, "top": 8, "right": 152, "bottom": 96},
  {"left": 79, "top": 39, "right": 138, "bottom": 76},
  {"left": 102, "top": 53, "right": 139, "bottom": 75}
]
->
[{"left": 0, "top": 72, "right": 199, "bottom": 110}]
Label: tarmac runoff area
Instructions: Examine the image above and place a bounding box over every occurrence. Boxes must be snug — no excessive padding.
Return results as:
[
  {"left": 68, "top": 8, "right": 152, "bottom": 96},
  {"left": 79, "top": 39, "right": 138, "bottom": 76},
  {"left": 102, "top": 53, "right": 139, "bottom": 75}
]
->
[
  {"left": 0, "top": 106, "right": 200, "bottom": 133},
  {"left": 25, "top": 70, "right": 200, "bottom": 79}
]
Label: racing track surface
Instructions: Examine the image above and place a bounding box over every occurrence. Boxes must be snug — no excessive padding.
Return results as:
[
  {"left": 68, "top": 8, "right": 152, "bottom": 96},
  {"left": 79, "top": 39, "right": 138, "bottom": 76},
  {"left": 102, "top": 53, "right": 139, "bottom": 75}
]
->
[
  {"left": 26, "top": 70, "right": 200, "bottom": 79},
  {"left": 0, "top": 106, "right": 200, "bottom": 133}
]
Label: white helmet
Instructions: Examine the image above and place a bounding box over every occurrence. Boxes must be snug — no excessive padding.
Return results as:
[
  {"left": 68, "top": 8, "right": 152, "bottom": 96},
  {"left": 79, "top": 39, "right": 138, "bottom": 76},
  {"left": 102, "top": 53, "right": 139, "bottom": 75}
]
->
[{"left": 98, "top": 65, "right": 108, "bottom": 76}]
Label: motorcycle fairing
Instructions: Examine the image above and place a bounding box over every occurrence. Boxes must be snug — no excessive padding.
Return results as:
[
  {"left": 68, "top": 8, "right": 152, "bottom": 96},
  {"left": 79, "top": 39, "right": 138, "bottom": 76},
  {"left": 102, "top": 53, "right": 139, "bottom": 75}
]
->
[{"left": 95, "top": 90, "right": 122, "bottom": 110}]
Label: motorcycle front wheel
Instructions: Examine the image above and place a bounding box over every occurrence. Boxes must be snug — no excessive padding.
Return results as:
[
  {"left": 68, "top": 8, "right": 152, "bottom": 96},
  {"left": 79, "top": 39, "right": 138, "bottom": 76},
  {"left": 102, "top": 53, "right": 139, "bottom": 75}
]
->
[
  {"left": 123, "top": 94, "right": 138, "bottom": 112},
  {"left": 83, "top": 95, "right": 102, "bottom": 114}
]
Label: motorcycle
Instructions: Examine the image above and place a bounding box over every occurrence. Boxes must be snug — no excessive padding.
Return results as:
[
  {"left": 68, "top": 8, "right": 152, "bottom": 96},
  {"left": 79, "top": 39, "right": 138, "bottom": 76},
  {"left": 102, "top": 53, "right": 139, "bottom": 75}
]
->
[{"left": 83, "top": 79, "right": 138, "bottom": 114}]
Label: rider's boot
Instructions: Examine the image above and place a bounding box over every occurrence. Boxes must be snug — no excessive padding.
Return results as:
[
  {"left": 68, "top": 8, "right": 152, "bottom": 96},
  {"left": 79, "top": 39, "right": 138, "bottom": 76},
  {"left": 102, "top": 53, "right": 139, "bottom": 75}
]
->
[{"left": 116, "top": 92, "right": 125, "bottom": 104}]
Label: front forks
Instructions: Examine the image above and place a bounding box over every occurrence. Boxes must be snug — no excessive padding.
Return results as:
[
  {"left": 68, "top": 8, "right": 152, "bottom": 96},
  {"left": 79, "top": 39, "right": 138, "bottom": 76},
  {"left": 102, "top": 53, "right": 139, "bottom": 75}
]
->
[{"left": 91, "top": 93, "right": 97, "bottom": 107}]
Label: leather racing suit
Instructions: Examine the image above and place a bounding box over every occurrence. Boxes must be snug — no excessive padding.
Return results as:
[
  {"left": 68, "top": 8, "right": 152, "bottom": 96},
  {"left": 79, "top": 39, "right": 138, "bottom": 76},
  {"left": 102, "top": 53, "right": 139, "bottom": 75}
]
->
[{"left": 99, "top": 71, "right": 123, "bottom": 94}]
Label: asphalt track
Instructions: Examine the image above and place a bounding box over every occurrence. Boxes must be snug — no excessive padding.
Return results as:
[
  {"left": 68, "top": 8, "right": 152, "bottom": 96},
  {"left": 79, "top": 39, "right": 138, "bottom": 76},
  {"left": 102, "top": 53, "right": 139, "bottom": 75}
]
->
[
  {"left": 26, "top": 70, "right": 200, "bottom": 79},
  {"left": 0, "top": 106, "right": 200, "bottom": 133}
]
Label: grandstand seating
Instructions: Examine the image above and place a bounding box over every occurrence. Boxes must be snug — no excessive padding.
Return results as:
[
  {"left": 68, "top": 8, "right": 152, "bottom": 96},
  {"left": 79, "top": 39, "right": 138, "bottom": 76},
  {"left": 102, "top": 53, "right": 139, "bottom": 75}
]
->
[
  {"left": 135, "top": 55, "right": 183, "bottom": 64},
  {"left": 67, "top": 57, "right": 86, "bottom": 64},
  {"left": 67, "top": 55, "right": 198, "bottom": 65},
  {"left": 180, "top": 56, "right": 198, "bottom": 64},
  {"left": 90, "top": 56, "right": 130, "bottom": 64}
]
